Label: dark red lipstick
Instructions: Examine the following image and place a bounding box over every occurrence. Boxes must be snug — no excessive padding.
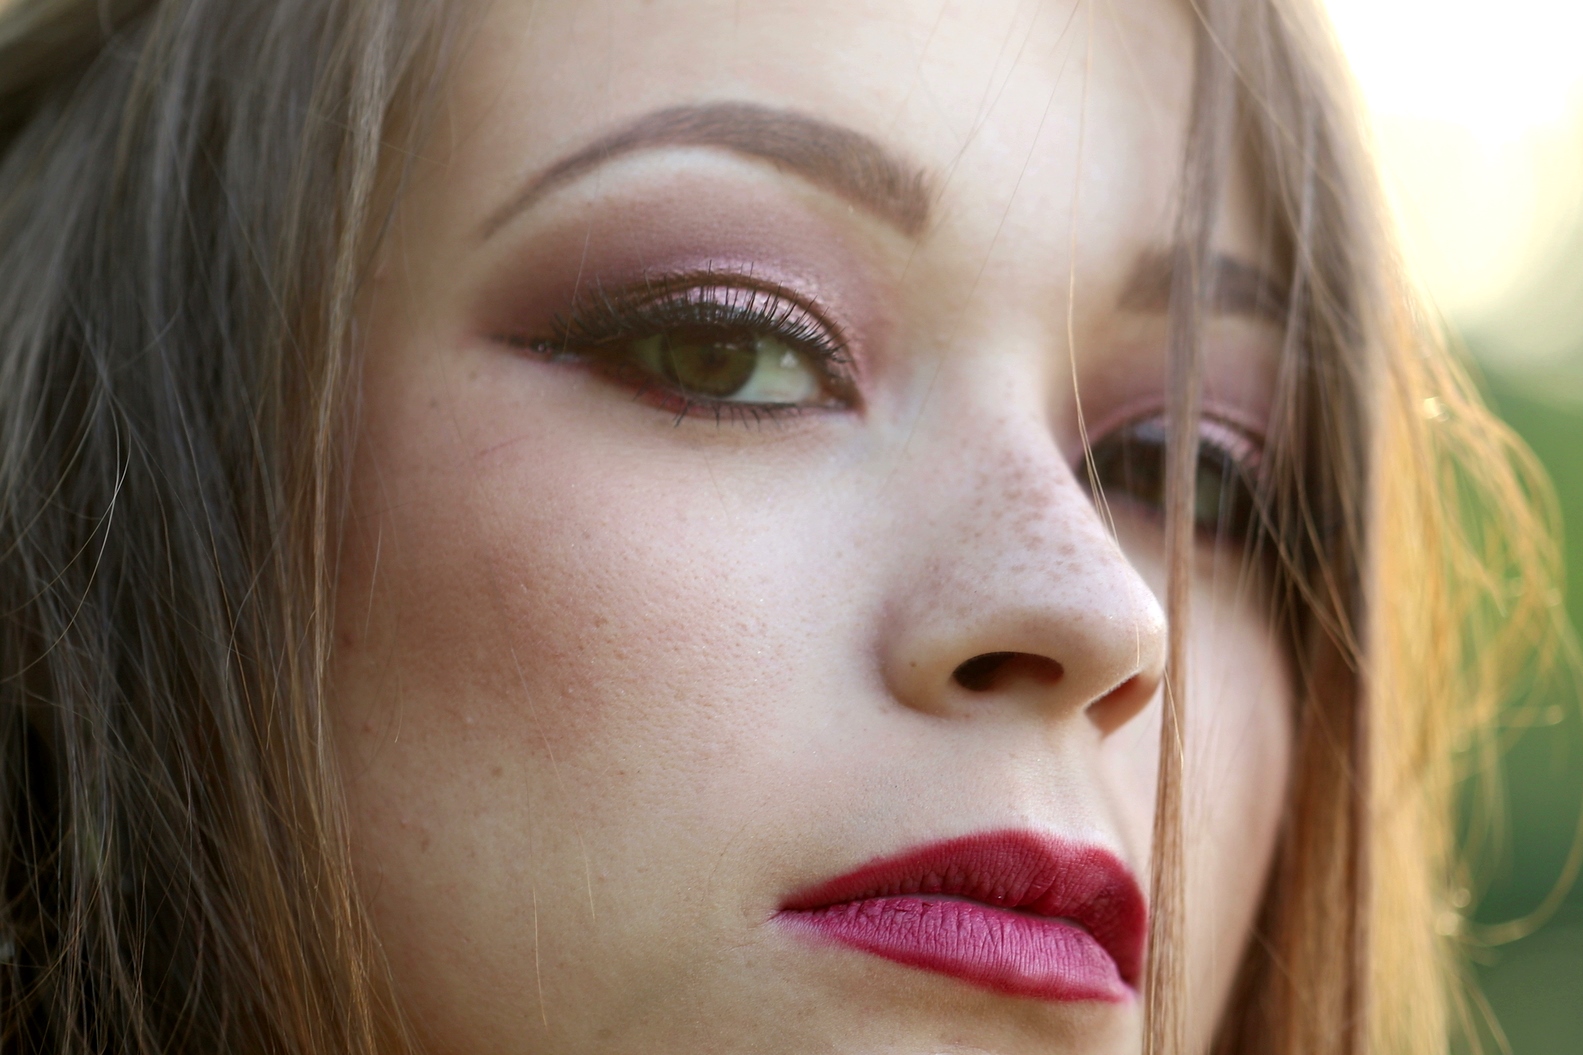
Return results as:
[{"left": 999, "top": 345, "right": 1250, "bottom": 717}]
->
[{"left": 777, "top": 830, "right": 1146, "bottom": 1003}]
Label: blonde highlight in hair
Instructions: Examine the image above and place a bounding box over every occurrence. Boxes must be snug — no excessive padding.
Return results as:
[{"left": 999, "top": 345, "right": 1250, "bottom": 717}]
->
[{"left": 1158, "top": 3, "right": 1576, "bottom": 1055}]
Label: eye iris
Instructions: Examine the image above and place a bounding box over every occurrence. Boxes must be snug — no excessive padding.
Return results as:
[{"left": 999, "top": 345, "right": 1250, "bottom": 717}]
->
[
  {"left": 1194, "top": 449, "right": 1255, "bottom": 538},
  {"left": 1088, "top": 424, "right": 1165, "bottom": 510},
  {"left": 653, "top": 327, "right": 758, "bottom": 398},
  {"left": 1086, "top": 419, "right": 1260, "bottom": 543}
]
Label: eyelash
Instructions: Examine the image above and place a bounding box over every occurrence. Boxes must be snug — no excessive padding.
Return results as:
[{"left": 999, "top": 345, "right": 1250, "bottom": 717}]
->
[
  {"left": 499, "top": 273, "right": 855, "bottom": 426},
  {"left": 1082, "top": 415, "right": 1268, "bottom": 547}
]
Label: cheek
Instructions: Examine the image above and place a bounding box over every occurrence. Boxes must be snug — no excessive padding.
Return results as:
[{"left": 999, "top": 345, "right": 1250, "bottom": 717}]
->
[
  {"left": 1185, "top": 577, "right": 1292, "bottom": 1029},
  {"left": 1098, "top": 519, "right": 1293, "bottom": 1033},
  {"left": 334, "top": 358, "right": 807, "bottom": 758},
  {"left": 327, "top": 339, "right": 885, "bottom": 882},
  {"left": 326, "top": 353, "right": 835, "bottom": 1038}
]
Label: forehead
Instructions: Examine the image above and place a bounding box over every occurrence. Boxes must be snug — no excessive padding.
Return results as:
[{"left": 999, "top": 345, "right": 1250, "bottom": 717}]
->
[{"left": 445, "top": 0, "right": 1199, "bottom": 256}]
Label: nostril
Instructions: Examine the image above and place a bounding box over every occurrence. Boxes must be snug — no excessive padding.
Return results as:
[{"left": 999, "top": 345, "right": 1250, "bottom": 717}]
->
[
  {"left": 1085, "top": 673, "right": 1155, "bottom": 735},
  {"left": 951, "top": 652, "right": 1065, "bottom": 693},
  {"left": 953, "top": 652, "right": 1015, "bottom": 691}
]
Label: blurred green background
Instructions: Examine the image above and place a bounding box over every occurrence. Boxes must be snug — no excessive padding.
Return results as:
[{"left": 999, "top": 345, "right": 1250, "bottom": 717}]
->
[
  {"left": 1318, "top": 3, "right": 1583, "bottom": 1048},
  {"left": 1468, "top": 366, "right": 1583, "bottom": 1053},
  {"left": 1449, "top": 111, "right": 1583, "bottom": 1055},
  {"left": 1450, "top": 136, "right": 1583, "bottom": 1053}
]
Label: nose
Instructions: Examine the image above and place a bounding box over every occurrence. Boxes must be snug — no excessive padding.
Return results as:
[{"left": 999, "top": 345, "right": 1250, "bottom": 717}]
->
[{"left": 878, "top": 418, "right": 1167, "bottom": 735}]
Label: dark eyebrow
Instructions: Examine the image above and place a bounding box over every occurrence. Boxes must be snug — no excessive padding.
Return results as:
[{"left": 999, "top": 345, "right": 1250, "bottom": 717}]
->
[
  {"left": 479, "top": 102, "right": 934, "bottom": 241},
  {"left": 1118, "top": 250, "right": 1289, "bottom": 323}
]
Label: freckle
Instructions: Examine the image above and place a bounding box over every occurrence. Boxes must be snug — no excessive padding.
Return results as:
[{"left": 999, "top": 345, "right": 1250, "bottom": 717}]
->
[
  {"left": 490, "top": 766, "right": 503, "bottom": 777},
  {"left": 420, "top": 834, "right": 431, "bottom": 851},
  {"left": 428, "top": 397, "right": 438, "bottom": 409}
]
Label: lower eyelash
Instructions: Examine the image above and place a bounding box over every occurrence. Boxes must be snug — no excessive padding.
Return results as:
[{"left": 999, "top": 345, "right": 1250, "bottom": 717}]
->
[{"left": 620, "top": 374, "right": 814, "bottom": 427}]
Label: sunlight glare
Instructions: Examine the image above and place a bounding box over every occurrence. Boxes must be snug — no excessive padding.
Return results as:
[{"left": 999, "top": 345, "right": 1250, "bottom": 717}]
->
[{"left": 1324, "top": 0, "right": 1583, "bottom": 328}]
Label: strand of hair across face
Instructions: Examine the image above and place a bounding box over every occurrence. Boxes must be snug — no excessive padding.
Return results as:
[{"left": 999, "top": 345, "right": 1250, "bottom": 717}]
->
[{"left": 1144, "top": 2, "right": 1234, "bottom": 1052}]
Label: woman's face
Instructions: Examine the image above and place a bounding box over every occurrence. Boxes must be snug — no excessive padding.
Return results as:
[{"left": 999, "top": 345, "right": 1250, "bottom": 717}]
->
[{"left": 333, "top": 1, "right": 1293, "bottom": 1052}]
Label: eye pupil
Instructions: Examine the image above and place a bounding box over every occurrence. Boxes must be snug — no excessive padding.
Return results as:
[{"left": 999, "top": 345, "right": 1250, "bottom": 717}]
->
[{"left": 656, "top": 328, "right": 758, "bottom": 398}]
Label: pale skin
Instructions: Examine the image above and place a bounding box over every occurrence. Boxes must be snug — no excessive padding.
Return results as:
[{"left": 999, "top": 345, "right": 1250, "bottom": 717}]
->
[{"left": 331, "top": 1, "right": 1294, "bottom": 1052}]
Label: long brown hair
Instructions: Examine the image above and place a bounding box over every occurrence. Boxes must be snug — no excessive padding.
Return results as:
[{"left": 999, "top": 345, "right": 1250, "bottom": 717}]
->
[
  {"left": 0, "top": 0, "right": 445, "bottom": 1049},
  {"left": 0, "top": 1, "right": 1565, "bottom": 1053}
]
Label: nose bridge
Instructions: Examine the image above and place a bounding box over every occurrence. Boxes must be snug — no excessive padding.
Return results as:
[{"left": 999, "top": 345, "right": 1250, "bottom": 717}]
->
[{"left": 880, "top": 407, "right": 1166, "bottom": 724}]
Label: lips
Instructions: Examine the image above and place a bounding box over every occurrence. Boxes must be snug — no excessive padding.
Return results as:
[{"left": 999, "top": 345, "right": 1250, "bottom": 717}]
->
[{"left": 776, "top": 830, "right": 1146, "bottom": 1004}]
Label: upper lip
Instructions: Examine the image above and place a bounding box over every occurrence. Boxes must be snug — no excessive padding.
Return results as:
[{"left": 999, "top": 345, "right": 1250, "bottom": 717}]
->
[{"left": 779, "top": 828, "right": 1147, "bottom": 987}]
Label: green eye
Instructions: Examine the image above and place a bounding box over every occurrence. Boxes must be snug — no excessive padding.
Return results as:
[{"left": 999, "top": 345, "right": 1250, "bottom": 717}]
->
[
  {"left": 1085, "top": 418, "right": 1262, "bottom": 544},
  {"left": 629, "top": 327, "right": 821, "bottom": 404},
  {"left": 516, "top": 277, "right": 853, "bottom": 419}
]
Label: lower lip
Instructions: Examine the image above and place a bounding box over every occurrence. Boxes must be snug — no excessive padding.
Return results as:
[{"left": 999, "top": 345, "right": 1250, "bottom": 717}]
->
[{"left": 779, "top": 896, "right": 1130, "bottom": 1003}]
